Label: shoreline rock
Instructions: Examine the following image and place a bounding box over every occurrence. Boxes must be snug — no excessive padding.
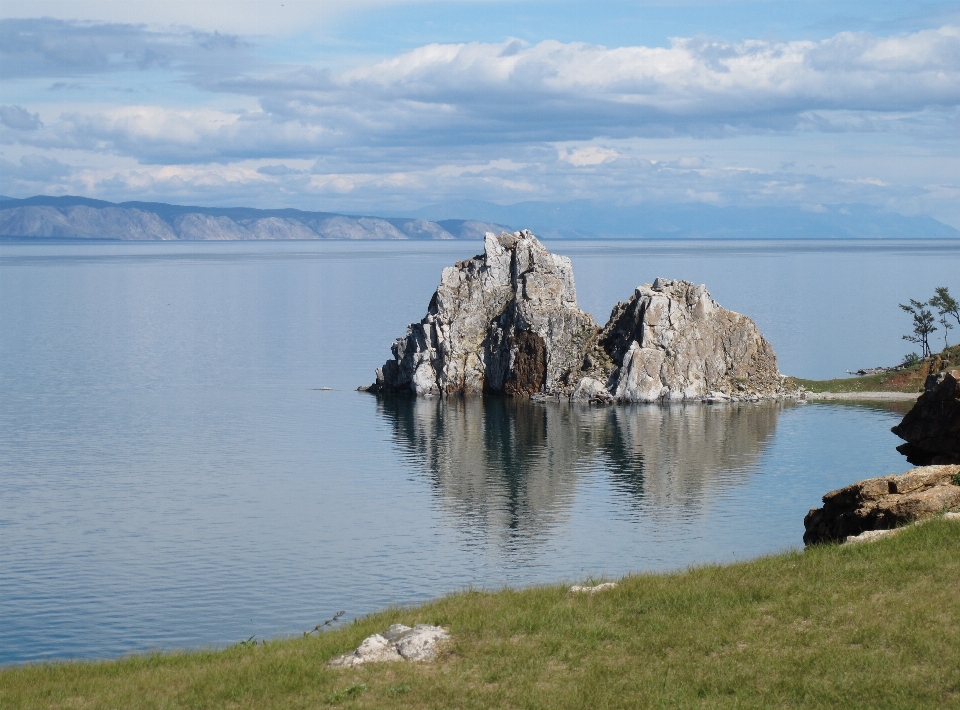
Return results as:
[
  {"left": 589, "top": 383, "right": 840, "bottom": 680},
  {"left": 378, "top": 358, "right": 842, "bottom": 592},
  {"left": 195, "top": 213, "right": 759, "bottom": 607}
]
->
[
  {"left": 803, "top": 464, "right": 960, "bottom": 545},
  {"left": 366, "top": 230, "right": 785, "bottom": 403},
  {"left": 891, "top": 369, "right": 960, "bottom": 465}
]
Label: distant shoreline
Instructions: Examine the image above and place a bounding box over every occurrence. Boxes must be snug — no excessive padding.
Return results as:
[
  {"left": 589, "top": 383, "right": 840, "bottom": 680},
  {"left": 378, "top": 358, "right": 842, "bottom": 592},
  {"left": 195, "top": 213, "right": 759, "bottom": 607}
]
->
[{"left": 800, "top": 391, "right": 920, "bottom": 401}]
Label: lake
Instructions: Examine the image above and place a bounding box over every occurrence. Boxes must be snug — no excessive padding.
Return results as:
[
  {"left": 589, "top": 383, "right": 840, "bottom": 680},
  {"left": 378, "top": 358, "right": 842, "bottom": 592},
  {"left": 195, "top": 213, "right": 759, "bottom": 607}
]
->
[{"left": 1, "top": 238, "right": 957, "bottom": 665}]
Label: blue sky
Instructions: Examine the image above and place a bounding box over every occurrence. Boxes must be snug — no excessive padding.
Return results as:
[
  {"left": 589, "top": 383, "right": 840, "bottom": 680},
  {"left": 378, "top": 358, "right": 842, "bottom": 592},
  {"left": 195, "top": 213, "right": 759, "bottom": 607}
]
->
[{"left": 2, "top": 1, "right": 959, "bottom": 226}]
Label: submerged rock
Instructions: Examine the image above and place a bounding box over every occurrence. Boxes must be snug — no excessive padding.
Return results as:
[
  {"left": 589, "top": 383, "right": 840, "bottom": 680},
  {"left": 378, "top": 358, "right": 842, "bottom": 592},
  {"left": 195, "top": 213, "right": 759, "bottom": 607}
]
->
[
  {"left": 328, "top": 624, "right": 449, "bottom": 667},
  {"left": 367, "top": 231, "right": 783, "bottom": 402},
  {"left": 803, "top": 464, "right": 960, "bottom": 545},
  {"left": 891, "top": 369, "right": 960, "bottom": 465}
]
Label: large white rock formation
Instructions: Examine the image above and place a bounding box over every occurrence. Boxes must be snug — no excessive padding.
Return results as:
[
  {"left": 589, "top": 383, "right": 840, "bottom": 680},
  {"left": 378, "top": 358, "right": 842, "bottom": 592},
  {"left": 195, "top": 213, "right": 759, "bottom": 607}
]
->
[
  {"left": 372, "top": 230, "right": 597, "bottom": 396},
  {"left": 368, "top": 232, "right": 783, "bottom": 402}
]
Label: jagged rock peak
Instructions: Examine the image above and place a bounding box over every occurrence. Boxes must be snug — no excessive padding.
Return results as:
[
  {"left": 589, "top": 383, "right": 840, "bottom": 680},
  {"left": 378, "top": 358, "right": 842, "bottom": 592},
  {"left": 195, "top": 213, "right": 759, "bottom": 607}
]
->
[{"left": 369, "top": 230, "right": 598, "bottom": 396}]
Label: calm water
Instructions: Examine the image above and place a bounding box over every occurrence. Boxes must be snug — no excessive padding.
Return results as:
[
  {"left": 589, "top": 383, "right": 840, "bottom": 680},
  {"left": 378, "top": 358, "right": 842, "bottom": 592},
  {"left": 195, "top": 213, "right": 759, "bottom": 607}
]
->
[{"left": 1, "top": 238, "right": 957, "bottom": 665}]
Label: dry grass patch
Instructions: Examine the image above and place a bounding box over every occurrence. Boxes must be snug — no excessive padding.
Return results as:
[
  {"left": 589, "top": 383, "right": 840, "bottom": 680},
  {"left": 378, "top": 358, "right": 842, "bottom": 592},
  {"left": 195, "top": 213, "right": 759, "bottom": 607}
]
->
[{"left": 3, "top": 519, "right": 960, "bottom": 708}]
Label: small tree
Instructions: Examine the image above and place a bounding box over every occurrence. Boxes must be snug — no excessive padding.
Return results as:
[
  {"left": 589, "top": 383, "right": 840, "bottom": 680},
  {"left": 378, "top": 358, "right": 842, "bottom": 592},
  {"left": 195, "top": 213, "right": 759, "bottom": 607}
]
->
[
  {"left": 938, "top": 313, "right": 954, "bottom": 348},
  {"left": 930, "top": 286, "right": 960, "bottom": 327},
  {"left": 900, "top": 298, "right": 937, "bottom": 359}
]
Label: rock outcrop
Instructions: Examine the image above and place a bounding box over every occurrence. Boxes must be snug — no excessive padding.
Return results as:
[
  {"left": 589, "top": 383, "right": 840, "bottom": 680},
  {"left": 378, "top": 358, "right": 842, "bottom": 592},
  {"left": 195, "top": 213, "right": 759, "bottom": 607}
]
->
[
  {"left": 803, "top": 464, "right": 960, "bottom": 545},
  {"left": 891, "top": 369, "right": 960, "bottom": 465},
  {"left": 371, "top": 230, "right": 597, "bottom": 396},
  {"left": 328, "top": 624, "right": 448, "bottom": 667},
  {"left": 368, "top": 231, "right": 783, "bottom": 402},
  {"left": 587, "top": 278, "right": 782, "bottom": 402}
]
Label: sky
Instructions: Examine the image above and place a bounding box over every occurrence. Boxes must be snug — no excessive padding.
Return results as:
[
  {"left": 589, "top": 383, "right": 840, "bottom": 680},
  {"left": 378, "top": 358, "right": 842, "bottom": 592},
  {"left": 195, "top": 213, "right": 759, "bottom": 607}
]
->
[{"left": 1, "top": 1, "right": 960, "bottom": 227}]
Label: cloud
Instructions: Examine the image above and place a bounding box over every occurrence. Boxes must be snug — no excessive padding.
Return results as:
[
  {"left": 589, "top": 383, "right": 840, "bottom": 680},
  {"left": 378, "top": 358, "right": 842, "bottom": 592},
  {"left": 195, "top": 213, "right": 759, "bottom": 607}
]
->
[
  {"left": 559, "top": 147, "right": 620, "bottom": 166},
  {"left": 0, "top": 17, "right": 253, "bottom": 80},
  {"left": 0, "top": 104, "right": 41, "bottom": 130},
  {"left": 1, "top": 20, "right": 958, "bottom": 226},
  {"left": 272, "top": 26, "right": 960, "bottom": 146},
  {"left": 3, "top": 105, "right": 330, "bottom": 163},
  {"left": 257, "top": 164, "right": 306, "bottom": 176},
  {"left": 6, "top": 26, "right": 960, "bottom": 163},
  {"left": 0, "top": 154, "right": 71, "bottom": 181}
]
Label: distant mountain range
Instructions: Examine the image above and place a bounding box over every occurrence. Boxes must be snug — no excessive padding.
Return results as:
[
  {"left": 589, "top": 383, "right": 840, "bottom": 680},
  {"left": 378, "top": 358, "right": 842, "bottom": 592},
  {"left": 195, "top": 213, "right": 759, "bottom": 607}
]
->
[
  {"left": 394, "top": 199, "right": 960, "bottom": 240},
  {"left": 0, "top": 195, "right": 509, "bottom": 241},
  {"left": 0, "top": 194, "right": 957, "bottom": 240}
]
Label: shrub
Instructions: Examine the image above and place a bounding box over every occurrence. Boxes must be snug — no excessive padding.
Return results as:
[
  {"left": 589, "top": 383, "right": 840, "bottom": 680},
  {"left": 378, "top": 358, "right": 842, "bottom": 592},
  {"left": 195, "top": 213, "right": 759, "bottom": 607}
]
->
[{"left": 902, "top": 352, "right": 921, "bottom": 367}]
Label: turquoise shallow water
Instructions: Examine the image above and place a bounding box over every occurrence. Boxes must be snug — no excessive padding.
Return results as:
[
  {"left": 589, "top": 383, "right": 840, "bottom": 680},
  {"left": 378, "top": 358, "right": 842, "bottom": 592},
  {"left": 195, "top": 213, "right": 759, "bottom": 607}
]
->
[{"left": 0, "top": 238, "right": 956, "bottom": 664}]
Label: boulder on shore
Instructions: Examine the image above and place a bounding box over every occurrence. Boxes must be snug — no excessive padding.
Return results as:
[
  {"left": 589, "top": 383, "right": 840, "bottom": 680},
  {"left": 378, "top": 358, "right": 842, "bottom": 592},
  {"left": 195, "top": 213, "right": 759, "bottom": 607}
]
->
[
  {"left": 366, "top": 231, "right": 783, "bottom": 402},
  {"left": 803, "top": 464, "right": 960, "bottom": 545},
  {"left": 891, "top": 369, "right": 960, "bottom": 465}
]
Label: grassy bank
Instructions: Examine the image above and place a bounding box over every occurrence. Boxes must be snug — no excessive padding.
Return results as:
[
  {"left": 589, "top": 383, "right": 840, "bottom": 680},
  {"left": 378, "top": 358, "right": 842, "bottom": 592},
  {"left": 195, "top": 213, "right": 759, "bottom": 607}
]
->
[
  {"left": 786, "top": 344, "right": 960, "bottom": 393},
  {"left": 3, "top": 520, "right": 960, "bottom": 709}
]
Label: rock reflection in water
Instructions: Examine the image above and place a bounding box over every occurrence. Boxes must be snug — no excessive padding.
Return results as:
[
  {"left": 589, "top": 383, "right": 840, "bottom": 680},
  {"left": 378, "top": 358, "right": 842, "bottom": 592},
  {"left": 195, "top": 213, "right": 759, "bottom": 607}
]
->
[
  {"left": 377, "top": 397, "right": 784, "bottom": 538},
  {"left": 602, "top": 403, "right": 782, "bottom": 511},
  {"left": 378, "top": 396, "right": 589, "bottom": 540}
]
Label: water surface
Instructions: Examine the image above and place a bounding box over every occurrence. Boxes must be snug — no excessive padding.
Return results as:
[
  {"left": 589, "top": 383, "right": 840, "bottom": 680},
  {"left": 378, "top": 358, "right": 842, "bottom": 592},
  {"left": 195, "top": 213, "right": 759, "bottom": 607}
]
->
[{"left": 1, "top": 239, "right": 956, "bottom": 664}]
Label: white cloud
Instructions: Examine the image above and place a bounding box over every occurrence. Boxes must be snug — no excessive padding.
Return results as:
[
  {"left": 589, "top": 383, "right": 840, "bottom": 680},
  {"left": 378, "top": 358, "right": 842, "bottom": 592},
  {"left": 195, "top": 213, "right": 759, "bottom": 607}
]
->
[
  {"left": 2, "top": 19, "right": 959, "bottom": 226},
  {"left": 559, "top": 147, "right": 619, "bottom": 166}
]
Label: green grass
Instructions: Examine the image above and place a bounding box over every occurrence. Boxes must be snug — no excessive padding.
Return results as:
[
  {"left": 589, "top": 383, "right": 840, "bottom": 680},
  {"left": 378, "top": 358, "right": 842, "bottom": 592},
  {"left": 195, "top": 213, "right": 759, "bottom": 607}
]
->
[
  {"left": 4, "top": 519, "right": 960, "bottom": 709},
  {"left": 786, "top": 344, "right": 960, "bottom": 393}
]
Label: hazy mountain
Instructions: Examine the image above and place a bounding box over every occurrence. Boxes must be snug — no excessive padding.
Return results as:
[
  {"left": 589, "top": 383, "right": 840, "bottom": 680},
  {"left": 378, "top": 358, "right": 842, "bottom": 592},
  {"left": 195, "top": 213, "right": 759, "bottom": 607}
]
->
[
  {"left": 0, "top": 196, "right": 510, "bottom": 241},
  {"left": 397, "top": 199, "right": 960, "bottom": 240},
  {"left": 1, "top": 195, "right": 956, "bottom": 241}
]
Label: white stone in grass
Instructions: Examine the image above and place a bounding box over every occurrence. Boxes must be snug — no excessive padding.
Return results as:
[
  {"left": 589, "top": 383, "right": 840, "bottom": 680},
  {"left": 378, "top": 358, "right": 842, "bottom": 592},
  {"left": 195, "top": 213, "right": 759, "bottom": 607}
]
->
[
  {"left": 843, "top": 529, "right": 901, "bottom": 545},
  {"left": 328, "top": 624, "right": 449, "bottom": 668},
  {"left": 945, "top": 512, "right": 960, "bottom": 521},
  {"left": 570, "top": 582, "right": 618, "bottom": 594}
]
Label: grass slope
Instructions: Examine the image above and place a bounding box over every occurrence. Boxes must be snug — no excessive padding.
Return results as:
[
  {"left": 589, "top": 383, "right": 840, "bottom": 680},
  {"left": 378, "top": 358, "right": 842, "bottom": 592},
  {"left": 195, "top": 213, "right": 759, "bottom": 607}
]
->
[
  {"left": 786, "top": 344, "right": 960, "bottom": 393},
  {"left": 3, "top": 519, "right": 960, "bottom": 709}
]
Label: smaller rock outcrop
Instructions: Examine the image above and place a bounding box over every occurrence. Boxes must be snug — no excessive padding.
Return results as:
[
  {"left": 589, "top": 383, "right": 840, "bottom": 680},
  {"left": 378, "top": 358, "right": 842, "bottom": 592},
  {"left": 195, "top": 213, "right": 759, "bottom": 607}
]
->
[
  {"left": 803, "top": 464, "right": 960, "bottom": 545},
  {"left": 891, "top": 369, "right": 960, "bottom": 465},
  {"left": 328, "top": 624, "right": 449, "bottom": 667},
  {"left": 583, "top": 278, "right": 782, "bottom": 402}
]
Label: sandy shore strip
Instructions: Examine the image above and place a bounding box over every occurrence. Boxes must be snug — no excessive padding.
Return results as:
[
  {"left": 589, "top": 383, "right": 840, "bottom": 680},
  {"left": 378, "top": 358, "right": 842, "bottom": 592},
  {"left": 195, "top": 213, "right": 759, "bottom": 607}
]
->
[{"left": 801, "top": 391, "right": 920, "bottom": 401}]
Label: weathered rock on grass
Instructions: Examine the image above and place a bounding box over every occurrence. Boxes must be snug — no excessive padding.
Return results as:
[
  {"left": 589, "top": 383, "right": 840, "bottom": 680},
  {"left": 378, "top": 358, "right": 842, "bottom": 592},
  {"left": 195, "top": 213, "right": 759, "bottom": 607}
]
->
[
  {"left": 367, "top": 230, "right": 784, "bottom": 402},
  {"left": 328, "top": 624, "right": 449, "bottom": 668},
  {"left": 803, "top": 464, "right": 960, "bottom": 545},
  {"left": 892, "top": 369, "right": 960, "bottom": 465}
]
